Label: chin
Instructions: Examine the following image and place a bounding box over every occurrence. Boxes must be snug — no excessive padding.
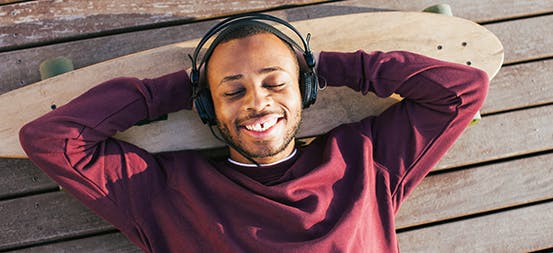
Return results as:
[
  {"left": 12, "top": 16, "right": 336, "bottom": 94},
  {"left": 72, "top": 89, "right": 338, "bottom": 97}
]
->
[{"left": 243, "top": 140, "right": 289, "bottom": 159}]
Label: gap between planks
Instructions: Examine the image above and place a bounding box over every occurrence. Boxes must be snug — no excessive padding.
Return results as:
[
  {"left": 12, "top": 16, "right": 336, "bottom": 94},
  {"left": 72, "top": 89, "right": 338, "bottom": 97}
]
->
[
  {"left": 398, "top": 200, "right": 553, "bottom": 252},
  {"left": 397, "top": 151, "right": 553, "bottom": 229},
  {"left": 2, "top": 151, "right": 552, "bottom": 250}
]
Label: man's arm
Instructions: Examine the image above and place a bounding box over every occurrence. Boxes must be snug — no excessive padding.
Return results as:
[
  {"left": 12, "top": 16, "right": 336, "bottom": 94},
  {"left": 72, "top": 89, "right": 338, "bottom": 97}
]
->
[
  {"left": 19, "top": 70, "right": 192, "bottom": 245},
  {"left": 317, "top": 50, "right": 489, "bottom": 211}
]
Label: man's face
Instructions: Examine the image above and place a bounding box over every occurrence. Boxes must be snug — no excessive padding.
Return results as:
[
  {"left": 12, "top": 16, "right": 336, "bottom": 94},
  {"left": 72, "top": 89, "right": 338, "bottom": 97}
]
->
[{"left": 206, "top": 33, "right": 302, "bottom": 164}]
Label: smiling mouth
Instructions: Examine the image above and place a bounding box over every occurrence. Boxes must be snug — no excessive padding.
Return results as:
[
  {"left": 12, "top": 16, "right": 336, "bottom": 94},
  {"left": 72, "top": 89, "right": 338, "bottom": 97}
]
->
[
  {"left": 244, "top": 117, "right": 279, "bottom": 132},
  {"left": 239, "top": 113, "right": 284, "bottom": 134}
]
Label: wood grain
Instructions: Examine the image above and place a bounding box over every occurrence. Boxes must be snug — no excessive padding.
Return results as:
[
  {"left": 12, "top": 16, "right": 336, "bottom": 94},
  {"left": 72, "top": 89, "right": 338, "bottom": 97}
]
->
[
  {"left": 0, "top": 0, "right": 552, "bottom": 251},
  {"left": 482, "top": 59, "right": 553, "bottom": 114},
  {"left": 397, "top": 153, "right": 553, "bottom": 229},
  {"left": 3, "top": 153, "right": 552, "bottom": 250},
  {"left": 0, "top": 0, "right": 26, "bottom": 5},
  {"left": 0, "top": 12, "right": 502, "bottom": 158},
  {"left": 2, "top": 0, "right": 552, "bottom": 51},
  {"left": 0, "top": 192, "right": 114, "bottom": 250},
  {"left": 3, "top": 6, "right": 551, "bottom": 96},
  {"left": 486, "top": 14, "right": 553, "bottom": 64},
  {"left": 0, "top": 158, "right": 57, "bottom": 200},
  {"left": 0, "top": 20, "right": 218, "bottom": 94},
  {"left": 0, "top": 0, "right": 328, "bottom": 50},
  {"left": 10, "top": 233, "right": 140, "bottom": 253},
  {"left": 436, "top": 105, "right": 553, "bottom": 170},
  {"left": 398, "top": 201, "right": 553, "bottom": 252},
  {"left": 8, "top": 104, "right": 552, "bottom": 197},
  {"left": 330, "top": 0, "right": 553, "bottom": 23},
  {"left": 0, "top": 0, "right": 325, "bottom": 51}
]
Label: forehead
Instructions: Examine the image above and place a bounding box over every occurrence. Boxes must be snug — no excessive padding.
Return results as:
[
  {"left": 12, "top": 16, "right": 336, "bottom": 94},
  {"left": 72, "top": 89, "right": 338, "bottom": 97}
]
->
[{"left": 207, "top": 33, "right": 297, "bottom": 73}]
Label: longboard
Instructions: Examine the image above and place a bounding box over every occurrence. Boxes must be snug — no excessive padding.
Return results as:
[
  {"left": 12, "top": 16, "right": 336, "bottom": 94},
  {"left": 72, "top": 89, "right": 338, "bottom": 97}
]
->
[{"left": 0, "top": 11, "right": 504, "bottom": 158}]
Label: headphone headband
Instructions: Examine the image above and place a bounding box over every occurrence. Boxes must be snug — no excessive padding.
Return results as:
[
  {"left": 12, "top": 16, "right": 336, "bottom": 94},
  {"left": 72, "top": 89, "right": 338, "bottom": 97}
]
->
[{"left": 190, "top": 13, "right": 315, "bottom": 84}]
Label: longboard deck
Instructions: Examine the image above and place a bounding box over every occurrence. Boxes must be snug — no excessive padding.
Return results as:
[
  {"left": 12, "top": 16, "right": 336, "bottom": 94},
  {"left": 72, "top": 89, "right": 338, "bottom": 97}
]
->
[{"left": 0, "top": 12, "right": 503, "bottom": 158}]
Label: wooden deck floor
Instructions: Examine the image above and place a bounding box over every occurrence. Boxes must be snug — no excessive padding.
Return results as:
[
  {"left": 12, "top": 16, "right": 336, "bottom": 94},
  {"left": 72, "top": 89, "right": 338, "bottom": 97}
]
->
[{"left": 1, "top": 0, "right": 552, "bottom": 252}]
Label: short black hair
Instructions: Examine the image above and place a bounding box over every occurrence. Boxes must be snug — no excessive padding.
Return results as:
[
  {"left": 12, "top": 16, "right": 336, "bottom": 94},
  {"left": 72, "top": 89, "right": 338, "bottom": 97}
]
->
[{"left": 202, "top": 21, "right": 300, "bottom": 88}]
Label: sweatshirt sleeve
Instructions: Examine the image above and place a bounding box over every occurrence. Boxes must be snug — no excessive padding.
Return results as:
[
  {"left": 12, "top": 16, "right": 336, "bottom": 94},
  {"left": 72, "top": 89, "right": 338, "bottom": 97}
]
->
[
  {"left": 19, "top": 70, "right": 192, "bottom": 248},
  {"left": 317, "top": 50, "right": 489, "bottom": 211}
]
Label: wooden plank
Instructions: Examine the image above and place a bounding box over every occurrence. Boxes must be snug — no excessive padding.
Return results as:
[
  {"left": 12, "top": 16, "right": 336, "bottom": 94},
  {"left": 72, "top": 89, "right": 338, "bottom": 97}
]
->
[
  {"left": 290, "top": 7, "right": 553, "bottom": 65},
  {"left": 396, "top": 152, "right": 553, "bottom": 229},
  {"left": 0, "top": 192, "right": 113, "bottom": 251},
  {"left": 398, "top": 201, "right": 553, "bottom": 252},
  {"left": 2, "top": 0, "right": 552, "bottom": 51},
  {"left": 0, "top": 0, "right": 27, "bottom": 5},
  {"left": 485, "top": 14, "right": 553, "bottom": 64},
  {"left": 4, "top": 154, "right": 553, "bottom": 250},
  {"left": 4, "top": 57, "right": 546, "bottom": 203},
  {"left": 6, "top": 98, "right": 549, "bottom": 198},
  {"left": 435, "top": 105, "right": 553, "bottom": 170},
  {"left": 2, "top": 3, "right": 548, "bottom": 94},
  {"left": 328, "top": 0, "right": 553, "bottom": 23},
  {"left": 0, "top": 0, "right": 326, "bottom": 51},
  {"left": 482, "top": 59, "right": 553, "bottom": 114},
  {"left": 0, "top": 20, "right": 219, "bottom": 94},
  {"left": 0, "top": 158, "right": 57, "bottom": 200},
  {"left": 10, "top": 233, "right": 140, "bottom": 253},
  {"left": 0, "top": 11, "right": 504, "bottom": 158},
  {"left": 2, "top": 5, "right": 550, "bottom": 95}
]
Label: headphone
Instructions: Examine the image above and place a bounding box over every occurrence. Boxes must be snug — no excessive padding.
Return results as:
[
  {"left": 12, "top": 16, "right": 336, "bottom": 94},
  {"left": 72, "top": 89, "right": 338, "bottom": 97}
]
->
[{"left": 189, "top": 13, "right": 318, "bottom": 126}]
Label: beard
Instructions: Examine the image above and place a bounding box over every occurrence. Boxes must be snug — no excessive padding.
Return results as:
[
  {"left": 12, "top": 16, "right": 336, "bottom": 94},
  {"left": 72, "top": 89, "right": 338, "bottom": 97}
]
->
[{"left": 216, "top": 108, "right": 302, "bottom": 159}]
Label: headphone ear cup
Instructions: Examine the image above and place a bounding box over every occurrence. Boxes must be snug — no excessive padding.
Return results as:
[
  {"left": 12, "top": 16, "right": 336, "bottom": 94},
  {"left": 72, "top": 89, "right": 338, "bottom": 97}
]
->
[
  {"left": 194, "top": 88, "right": 217, "bottom": 125},
  {"left": 300, "top": 71, "right": 318, "bottom": 108}
]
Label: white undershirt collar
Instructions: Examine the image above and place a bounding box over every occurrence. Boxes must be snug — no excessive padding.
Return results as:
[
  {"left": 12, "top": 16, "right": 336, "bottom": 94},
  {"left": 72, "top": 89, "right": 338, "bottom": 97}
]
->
[{"left": 227, "top": 148, "right": 297, "bottom": 167}]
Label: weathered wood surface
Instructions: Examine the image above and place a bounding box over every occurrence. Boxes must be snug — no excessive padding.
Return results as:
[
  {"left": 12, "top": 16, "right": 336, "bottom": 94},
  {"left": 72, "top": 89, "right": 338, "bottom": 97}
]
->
[
  {"left": 0, "top": 20, "right": 217, "bottom": 94},
  {"left": 0, "top": 0, "right": 327, "bottom": 51},
  {"left": 0, "top": 11, "right": 503, "bottom": 158},
  {"left": 2, "top": 1, "right": 551, "bottom": 95},
  {"left": 397, "top": 153, "right": 553, "bottom": 229},
  {"left": 436, "top": 105, "right": 553, "bottom": 170},
  {"left": 11, "top": 233, "right": 140, "bottom": 253},
  {"left": 0, "top": 158, "right": 56, "bottom": 200},
  {"left": 2, "top": 0, "right": 551, "bottom": 50},
  {"left": 486, "top": 14, "right": 553, "bottom": 64},
  {"left": 398, "top": 201, "right": 553, "bottom": 252},
  {"left": 1, "top": 0, "right": 552, "bottom": 251},
  {"left": 0, "top": 0, "right": 25, "bottom": 5},
  {"left": 482, "top": 59, "right": 553, "bottom": 114},
  {"left": 3, "top": 153, "right": 552, "bottom": 250},
  {"left": 3, "top": 104, "right": 551, "bottom": 199},
  {"left": 2, "top": 46, "right": 551, "bottom": 195},
  {"left": 0, "top": 192, "right": 113, "bottom": 251},
  {"left": 330, "top": 0, "right": 553, "bottom": 23}
]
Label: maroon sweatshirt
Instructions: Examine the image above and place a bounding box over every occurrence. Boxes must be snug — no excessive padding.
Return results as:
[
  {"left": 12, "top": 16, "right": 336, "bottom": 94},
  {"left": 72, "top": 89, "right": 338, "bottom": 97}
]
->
[{"left": 20, "top": 51, "right": 488, "bottom": 252}]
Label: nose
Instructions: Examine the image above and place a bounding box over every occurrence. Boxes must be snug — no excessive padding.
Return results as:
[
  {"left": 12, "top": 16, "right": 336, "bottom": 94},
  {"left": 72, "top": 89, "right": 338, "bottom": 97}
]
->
[{"left": 244, "top": 86, "right": 271, "bottom": 112}]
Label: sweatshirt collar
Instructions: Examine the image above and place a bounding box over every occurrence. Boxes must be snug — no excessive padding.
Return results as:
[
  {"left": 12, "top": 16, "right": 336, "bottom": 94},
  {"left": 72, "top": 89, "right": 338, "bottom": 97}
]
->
[{"left": 227, "top": 149, "right": 298, "bottom": 168}]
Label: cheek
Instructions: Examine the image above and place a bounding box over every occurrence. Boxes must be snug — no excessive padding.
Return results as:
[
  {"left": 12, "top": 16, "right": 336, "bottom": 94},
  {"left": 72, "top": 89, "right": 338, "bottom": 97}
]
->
[{"left": 283, "top": 85, "right": 303, "bottom": 110}]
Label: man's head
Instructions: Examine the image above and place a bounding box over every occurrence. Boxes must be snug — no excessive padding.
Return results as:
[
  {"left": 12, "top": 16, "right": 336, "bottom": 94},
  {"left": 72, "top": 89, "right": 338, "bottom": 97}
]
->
[{"left": 202, "top": 21, "right": 304, "bottom": 164}]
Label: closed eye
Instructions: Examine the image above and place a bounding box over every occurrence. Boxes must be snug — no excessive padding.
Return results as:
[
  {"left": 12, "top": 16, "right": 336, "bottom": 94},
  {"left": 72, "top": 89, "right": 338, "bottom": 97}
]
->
[
  {"left": 264, "top": 83, "right": 285, "bottom": 89},
  {"left": 224, "top": 88, "right": 245, "bottom": 97}
]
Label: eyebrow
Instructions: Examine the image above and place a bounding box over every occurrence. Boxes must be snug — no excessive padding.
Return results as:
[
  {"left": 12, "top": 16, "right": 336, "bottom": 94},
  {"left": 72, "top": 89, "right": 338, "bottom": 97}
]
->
[
  {"left": 219, "top": 74, "right": 243, "bottom": 86},
  {"left": 218, "top": 66, "right": 285, "bottom": 86},
  {"left": 258, "top": 66, "right": 284, "bottom": 74}
]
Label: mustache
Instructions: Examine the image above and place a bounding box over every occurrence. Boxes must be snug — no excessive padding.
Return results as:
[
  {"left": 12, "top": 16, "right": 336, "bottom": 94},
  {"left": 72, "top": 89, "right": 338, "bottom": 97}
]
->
[{"left": 235, "top": 110, "right": 285, "bottom": 125}]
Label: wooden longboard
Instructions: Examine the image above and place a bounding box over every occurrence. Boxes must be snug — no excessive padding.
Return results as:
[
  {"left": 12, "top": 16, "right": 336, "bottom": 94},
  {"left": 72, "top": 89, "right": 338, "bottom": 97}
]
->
[{"left": 0, "top": 12, "right": 503, "bottom": 158}]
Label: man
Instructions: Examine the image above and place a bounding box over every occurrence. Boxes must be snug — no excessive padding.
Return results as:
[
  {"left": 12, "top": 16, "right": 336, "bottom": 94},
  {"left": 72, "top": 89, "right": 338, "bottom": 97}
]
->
[{"left": 19, "top": 14, "right": 488, "bottom": 252}]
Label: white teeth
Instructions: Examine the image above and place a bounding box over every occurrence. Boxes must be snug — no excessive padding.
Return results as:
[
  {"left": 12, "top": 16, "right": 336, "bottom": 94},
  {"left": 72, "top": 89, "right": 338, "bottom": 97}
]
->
[{"left": 245, "top": 117, "right": 278, "bottom": 132}]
